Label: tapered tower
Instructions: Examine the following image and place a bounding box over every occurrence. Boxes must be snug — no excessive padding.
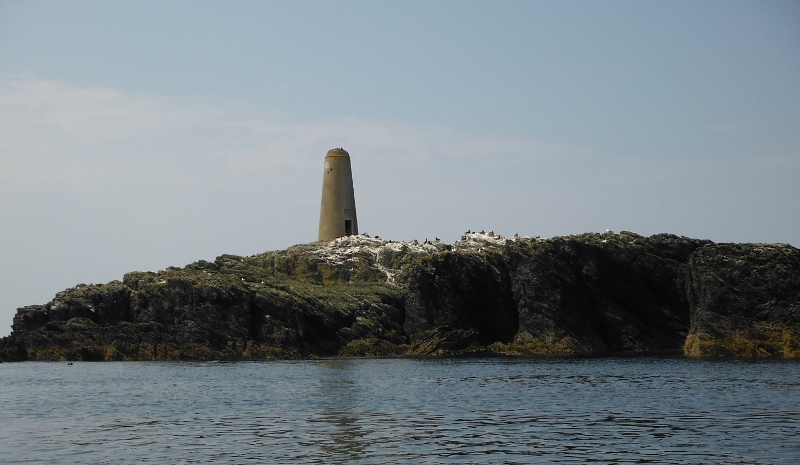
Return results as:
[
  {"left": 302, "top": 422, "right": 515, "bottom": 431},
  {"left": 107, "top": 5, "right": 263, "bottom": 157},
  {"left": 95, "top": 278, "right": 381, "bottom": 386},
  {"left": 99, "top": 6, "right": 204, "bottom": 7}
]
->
[{"left": 318, "top": 148, "right": 358, "bottom": 241}]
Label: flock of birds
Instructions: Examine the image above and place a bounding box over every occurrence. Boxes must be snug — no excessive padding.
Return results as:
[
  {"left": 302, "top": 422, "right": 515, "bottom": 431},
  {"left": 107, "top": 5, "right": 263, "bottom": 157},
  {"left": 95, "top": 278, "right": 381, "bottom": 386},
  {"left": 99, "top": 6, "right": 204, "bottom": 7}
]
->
[{"left": 353, "top": 230, "right": 540, "bottom": 245}]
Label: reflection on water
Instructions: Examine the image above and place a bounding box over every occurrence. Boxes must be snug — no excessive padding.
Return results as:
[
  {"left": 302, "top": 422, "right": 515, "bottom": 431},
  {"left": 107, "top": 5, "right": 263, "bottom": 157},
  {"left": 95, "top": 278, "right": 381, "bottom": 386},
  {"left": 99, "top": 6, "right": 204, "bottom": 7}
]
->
[
  {"left": 1, "top": 358, "right": 799, "bottom": 464},
  {"left": 315, "top": 358, "right": 368, "bottom": 461}
]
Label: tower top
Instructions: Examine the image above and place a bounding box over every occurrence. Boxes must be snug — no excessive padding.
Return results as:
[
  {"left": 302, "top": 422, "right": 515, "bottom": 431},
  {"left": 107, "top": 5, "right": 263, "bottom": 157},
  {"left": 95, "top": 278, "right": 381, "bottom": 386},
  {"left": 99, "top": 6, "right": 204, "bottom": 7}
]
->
[{"left": 326, "top": 148, "right": 349, "bottom": 157}]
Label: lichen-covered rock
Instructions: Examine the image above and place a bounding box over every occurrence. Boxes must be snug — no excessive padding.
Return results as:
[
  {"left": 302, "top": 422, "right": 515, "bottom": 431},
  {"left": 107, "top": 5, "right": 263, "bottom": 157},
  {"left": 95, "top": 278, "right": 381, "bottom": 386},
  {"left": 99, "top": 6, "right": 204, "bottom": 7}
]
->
[
  {"left": 405, "top": 327, "right": 489, "bottom": 356},
  {"left": 337, "top": 338, "right": 407, "bottom": 356}
]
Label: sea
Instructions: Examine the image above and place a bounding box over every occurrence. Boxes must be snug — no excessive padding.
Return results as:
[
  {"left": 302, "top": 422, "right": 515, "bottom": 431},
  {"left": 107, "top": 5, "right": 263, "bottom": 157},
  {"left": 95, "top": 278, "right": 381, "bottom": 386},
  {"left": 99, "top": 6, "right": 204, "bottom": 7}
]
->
[{"left": 1, "top": 357, "right": 798, "bottom": 464}]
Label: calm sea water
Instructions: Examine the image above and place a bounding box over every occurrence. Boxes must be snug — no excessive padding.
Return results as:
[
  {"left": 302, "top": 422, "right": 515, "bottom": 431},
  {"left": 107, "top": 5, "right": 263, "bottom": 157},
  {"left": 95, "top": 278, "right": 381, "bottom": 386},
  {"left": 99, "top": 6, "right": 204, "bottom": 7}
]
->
[{"left": 1, "top": 357, "right": 799, "bottom": 464}]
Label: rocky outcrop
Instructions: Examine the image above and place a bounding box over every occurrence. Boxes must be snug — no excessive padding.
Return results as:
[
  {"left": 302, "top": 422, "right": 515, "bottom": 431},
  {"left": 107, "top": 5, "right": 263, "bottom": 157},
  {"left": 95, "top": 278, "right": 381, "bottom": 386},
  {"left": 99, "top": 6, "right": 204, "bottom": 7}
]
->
[
  {"left": 508, "top": 233, "right": 708, "bottom": 354},
  {"left": 684, "top": 243, "right": 800, "bottom": 357},
  {"left": 0, "top": 237, "right": 432, "bottom": 362},
  {"left": 1, "top": 232, "right": 798, "bottom": 361}
]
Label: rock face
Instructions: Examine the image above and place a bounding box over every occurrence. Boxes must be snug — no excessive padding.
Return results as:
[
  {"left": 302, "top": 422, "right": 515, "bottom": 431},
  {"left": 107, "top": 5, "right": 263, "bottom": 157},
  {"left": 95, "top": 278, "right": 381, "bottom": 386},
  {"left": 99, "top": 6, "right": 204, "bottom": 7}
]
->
[
  {"left": 684, "top": 243, "right": 800, "bottom": 357},
  {"left": 1, "top": 232, "right": 798, "bottom": 361}
]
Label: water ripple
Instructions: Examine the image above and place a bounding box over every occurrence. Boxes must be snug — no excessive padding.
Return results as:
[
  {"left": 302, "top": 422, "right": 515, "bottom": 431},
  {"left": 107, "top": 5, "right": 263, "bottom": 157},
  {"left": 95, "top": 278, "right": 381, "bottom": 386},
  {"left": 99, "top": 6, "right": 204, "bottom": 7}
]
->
[{"left": 2, "top": 358, "right": 799, "bottom": 464}]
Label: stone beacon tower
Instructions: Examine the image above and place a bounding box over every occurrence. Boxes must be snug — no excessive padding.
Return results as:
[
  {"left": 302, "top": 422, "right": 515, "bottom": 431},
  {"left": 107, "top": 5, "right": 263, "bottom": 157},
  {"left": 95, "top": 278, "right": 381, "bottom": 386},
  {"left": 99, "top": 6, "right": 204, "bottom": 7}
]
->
[{"left": 318, "top": 148, "right": 358, "bottom": 241}]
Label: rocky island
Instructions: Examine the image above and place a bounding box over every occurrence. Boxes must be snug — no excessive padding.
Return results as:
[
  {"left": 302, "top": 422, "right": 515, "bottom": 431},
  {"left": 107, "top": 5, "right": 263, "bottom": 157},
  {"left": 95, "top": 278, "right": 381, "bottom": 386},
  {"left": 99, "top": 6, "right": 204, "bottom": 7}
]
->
[{"left": 1, "top": 231, "right": 798, "bottom": 361}]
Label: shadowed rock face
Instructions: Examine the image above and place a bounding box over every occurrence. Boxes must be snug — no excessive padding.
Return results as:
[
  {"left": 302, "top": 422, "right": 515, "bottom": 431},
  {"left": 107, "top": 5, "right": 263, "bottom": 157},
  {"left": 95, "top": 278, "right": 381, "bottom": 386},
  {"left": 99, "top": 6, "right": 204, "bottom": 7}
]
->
[
  {"left": 1, "top": 232, "right": 798, "bottom": 361},
  {"left": 403, "top": 251, "right": 519, "bottom": 350},
  {"left": 403, "top": 232, "right": 709, "bottom": 356},
  {"left": 504, "top": 234, "right": 705, "bottom": 355},
  {"left": 684, "top": 243, "right": 800, "bottom": 357}
]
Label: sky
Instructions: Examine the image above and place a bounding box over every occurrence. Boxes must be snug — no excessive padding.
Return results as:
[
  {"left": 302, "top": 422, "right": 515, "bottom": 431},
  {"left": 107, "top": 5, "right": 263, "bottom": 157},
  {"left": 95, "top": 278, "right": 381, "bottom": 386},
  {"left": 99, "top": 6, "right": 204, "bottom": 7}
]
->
[{"left": 1, "top": 0, "right": 799, "bottom": 336}]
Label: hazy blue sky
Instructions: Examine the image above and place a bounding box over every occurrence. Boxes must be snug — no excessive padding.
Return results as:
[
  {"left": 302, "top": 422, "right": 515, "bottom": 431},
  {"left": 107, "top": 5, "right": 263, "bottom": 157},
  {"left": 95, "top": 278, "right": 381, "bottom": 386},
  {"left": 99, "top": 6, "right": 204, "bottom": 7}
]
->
[{"left": 1, "top": 1, "right": 799, "bottom": 335}]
